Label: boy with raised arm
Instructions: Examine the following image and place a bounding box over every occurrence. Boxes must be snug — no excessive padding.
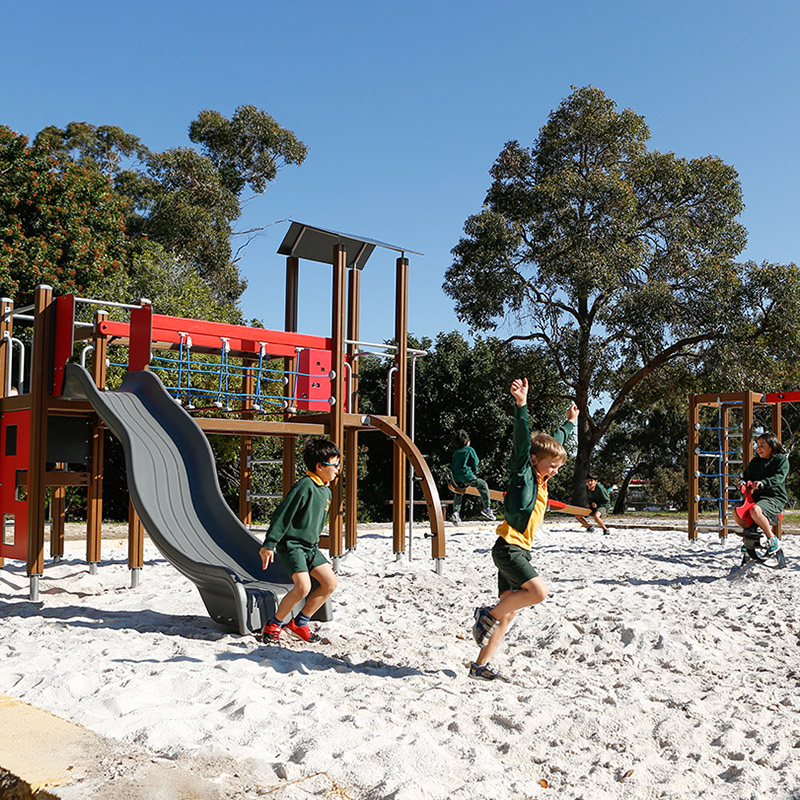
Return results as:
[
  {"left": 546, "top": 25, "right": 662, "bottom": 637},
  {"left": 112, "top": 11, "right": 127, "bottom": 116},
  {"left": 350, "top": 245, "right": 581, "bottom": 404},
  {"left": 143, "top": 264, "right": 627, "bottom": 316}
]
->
[
  {"left": 470, "top": 378, "right": 579, "bottom": 681},
  {"left": 258, "top": 438, "right": 340, "bottom": 644}
]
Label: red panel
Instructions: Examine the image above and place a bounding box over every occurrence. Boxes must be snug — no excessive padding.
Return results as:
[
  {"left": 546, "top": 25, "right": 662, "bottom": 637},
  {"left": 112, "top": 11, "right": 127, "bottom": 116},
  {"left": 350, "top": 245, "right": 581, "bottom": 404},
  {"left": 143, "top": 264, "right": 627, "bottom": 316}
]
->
[
  {"left": 295, "top": 349, "right": 349, "bottom": 411},
  {"left": 0, "top": 409, "right": 30, "bottom": 560},
  {"left": 128, "top": 304, "right": 153, "bottom": 371},
  {"left": 51, "top": 294, "right": 75, "bottom": 396},
  {"left": 764, "top": 391, "right": 800, "bottom": 404}
]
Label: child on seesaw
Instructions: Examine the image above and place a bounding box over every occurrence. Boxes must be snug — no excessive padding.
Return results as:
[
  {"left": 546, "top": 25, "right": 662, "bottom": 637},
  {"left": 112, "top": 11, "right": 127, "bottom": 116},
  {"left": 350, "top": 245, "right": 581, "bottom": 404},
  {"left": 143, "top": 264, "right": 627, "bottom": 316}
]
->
[
  {"left": 734, "top": 431, "right": 788, "bottom": 555},
  {"left": 470, "top": 378, "right": 579, "bottom": 682},
  {"left": 258, "top": 438, "right": 340, "bottom": 643},
  {"left": 575, "top": 474, "right": 611, "bottom": 534}
]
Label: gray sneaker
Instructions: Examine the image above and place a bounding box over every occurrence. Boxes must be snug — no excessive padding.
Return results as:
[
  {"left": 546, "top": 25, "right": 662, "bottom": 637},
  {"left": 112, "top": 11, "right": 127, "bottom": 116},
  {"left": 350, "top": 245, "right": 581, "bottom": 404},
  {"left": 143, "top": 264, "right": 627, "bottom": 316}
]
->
[
  {"left": 480, "top": 508, "right": 496, "bottom": 521},
  {"left": 468, "top": 662, "right": 509, "bottom": 682},
  {"left": 451, "top": 512, "right": 461, "bottom": 525},
  {"left": 472, "top": 606, "right": 499, "bottom": 647}
]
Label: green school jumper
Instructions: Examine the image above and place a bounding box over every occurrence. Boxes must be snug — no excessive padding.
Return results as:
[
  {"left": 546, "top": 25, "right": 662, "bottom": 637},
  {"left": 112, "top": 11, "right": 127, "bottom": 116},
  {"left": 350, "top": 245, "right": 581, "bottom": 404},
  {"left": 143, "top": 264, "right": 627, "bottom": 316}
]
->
[
  {"left": 262, "top": 472, "right": 332, "bottom": 552},
  {"left": 501, "top": 405, "right": 574, "bottom": 539},
  {"left": 587, "top": 482, "right": 611, "bottom": 512},
  {"left": 743, "top": 453, "right": 789, "bottom": 522}
]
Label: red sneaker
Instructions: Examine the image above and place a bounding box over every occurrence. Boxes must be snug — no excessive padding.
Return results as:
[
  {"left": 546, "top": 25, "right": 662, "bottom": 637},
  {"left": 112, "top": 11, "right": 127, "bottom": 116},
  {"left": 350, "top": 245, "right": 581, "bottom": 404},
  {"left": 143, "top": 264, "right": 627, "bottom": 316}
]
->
[
  {"left": 259, "top": 621, "right": 282, "bottom": 643},
  {"left": 285, "top": 618, "right": 321, "bottom": 643}
]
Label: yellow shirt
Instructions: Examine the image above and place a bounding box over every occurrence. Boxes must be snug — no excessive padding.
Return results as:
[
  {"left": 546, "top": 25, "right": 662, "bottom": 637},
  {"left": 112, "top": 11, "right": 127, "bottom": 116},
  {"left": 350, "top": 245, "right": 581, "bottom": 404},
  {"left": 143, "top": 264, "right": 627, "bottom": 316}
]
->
[{"left": 496, "top": 472, "right": 548, "bottom": 550}]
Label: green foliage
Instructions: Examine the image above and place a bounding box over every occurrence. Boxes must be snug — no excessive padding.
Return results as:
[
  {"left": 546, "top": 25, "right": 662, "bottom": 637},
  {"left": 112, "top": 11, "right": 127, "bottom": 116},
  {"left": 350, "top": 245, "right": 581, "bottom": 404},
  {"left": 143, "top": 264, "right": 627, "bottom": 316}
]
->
[
  {"left": 27, "top": 107, "right": 308, "bottom": 309},
  {"left": 189, "top": 105, "right": 309, "bottom": 195},
  {"left": 0, "top": 126, "right": 128, "bottom": 302},
  {"left": 445, "top": 85, "right": 800, "bottom": 501}
]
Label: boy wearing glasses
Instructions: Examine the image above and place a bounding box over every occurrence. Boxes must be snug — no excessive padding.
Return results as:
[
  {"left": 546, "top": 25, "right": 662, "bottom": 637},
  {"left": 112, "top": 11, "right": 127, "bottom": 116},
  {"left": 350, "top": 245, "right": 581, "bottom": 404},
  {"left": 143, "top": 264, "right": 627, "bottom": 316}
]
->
[{"left": 258, "top": 438, "right": 341, "bottom": 643}]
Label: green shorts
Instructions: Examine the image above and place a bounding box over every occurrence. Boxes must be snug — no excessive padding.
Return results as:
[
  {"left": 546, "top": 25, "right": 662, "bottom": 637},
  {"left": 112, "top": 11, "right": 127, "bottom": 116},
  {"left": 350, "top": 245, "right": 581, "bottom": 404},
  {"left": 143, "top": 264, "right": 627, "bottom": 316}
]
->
[
  {"left": 491, "top": 537, "right": 538, "bottom": 595},
  {"left": 755, "top": 497, "right": 783, "bottom": 525},
  {"left": 276, "top": 542, "right": 328, "bottom": 576},
  {"left": 589, "top": 506, "right": 609, "bottom": 517}
]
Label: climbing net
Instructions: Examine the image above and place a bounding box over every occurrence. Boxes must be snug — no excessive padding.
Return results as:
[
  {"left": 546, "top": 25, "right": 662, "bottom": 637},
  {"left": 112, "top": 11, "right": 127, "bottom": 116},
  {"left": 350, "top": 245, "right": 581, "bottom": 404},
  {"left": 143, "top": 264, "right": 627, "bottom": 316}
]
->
[
  {"left": 109, "top": 338, "right": 339, "bottom": 413},
  {"left": 692, "top": 398, "right": 745, "bottom": 534}
]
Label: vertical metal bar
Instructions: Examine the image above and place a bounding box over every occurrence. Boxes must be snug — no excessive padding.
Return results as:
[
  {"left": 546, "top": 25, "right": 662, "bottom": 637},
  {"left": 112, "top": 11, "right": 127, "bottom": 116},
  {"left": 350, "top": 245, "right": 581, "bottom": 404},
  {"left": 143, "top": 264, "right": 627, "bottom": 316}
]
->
[{"left": 392, "top": 257, "right": 409, "bottom": 555}]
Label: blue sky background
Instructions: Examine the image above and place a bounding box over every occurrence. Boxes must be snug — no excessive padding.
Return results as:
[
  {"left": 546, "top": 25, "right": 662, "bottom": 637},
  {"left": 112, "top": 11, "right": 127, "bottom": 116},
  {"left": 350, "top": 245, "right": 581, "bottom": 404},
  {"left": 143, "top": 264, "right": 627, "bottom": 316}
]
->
[{"left": 4, "top": 1, "right": 799, "bottom": 346}]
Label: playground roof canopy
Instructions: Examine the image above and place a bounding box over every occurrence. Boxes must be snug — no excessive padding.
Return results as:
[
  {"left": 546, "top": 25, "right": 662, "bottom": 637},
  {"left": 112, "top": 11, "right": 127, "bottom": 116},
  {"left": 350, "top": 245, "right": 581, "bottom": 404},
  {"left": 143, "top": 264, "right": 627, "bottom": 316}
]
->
[{"left": 277, "top": 221, "right": 422, "bottom": 270}]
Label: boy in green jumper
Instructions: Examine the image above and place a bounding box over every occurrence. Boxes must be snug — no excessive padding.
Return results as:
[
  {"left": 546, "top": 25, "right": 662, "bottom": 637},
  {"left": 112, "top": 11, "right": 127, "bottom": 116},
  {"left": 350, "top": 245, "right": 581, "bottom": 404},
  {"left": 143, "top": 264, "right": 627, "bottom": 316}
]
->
[
  {"left": 258, "top": 438, "right": 340, "bottom": 643},
  {"left": 575, "top": 474, "right": 611, "bottom": 534},
  {"left": 451, "top": 429, "right": 495, "bottom": 523},
  {"left": 470, "top": 378, "right": 578, "bottom": 681}
]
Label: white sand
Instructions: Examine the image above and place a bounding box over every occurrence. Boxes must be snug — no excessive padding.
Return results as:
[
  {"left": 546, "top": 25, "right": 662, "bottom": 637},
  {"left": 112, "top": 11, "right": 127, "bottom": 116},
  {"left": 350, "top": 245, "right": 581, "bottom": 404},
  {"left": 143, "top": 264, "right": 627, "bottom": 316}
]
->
[{"left": 1, "top": 519, "right": 799, "bottom": 799}]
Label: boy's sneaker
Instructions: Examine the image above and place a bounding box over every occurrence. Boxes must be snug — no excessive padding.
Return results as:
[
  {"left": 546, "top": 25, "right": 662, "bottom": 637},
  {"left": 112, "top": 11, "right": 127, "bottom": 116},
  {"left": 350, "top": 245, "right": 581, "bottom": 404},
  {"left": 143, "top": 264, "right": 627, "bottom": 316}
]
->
[
  {"left": 259, "top": 621, "right": 282, "bottom": 643},
  {"left": 472, "top": 607, "right": 499, "bottom": 647},
  {"left": 285, "top": 618, "right": 321, "bottom": 643},
  {"left": 451, "top": 512, "right": 461, "bottom": 525},
  {"left": 480, "top": 508, "right": 496, "bottom": 521},
  {"left": 468, "top": 662, "right": 509, "bottom": 682},
  {"left": 766, "top": 537, "right": 780, "bottom": 555}
]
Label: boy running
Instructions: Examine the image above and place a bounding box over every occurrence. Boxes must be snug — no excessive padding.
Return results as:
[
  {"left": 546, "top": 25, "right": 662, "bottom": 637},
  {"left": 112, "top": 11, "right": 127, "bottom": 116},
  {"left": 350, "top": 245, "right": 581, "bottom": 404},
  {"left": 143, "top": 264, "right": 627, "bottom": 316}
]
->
[{"left": 470, "top": 378, "right": 578, "bottom": 681}]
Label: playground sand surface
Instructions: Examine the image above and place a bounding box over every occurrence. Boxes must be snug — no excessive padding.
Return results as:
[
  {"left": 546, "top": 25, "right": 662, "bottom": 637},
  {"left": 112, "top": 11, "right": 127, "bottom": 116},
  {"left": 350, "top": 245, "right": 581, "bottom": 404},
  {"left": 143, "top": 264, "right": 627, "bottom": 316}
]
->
[{"left": 1, "top": 518, "right": 799, "bottom": 799}]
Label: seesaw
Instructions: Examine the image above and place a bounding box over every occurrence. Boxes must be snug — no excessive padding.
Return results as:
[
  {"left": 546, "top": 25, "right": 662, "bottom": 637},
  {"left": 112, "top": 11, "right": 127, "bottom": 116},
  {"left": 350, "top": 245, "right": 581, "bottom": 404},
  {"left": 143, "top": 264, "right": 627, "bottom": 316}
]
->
[{"left": 447, "top": 478, "right": 590, "bottom": 516}]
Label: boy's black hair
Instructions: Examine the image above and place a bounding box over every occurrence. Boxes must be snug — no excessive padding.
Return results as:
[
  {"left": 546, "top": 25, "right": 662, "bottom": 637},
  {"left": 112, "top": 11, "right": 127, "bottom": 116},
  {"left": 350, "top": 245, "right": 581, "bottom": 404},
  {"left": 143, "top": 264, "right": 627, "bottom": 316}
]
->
[
  {"left": 756, "top": 431, "right": 786, "bottom": 455},
  {"left": 453, "top": 429, "right": 470, "bottom": 448},
  {"left": 303, "top": 438, "right": 341, "bottom": 470},
  {"left": 586, "top": 474, "right": 597, "bottom": 481}
]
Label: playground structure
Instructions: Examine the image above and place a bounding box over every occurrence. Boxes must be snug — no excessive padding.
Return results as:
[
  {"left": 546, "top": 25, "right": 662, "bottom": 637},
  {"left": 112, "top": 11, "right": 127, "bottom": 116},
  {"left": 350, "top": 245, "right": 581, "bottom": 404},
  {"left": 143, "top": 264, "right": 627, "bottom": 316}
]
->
[
  {"left": 0, "top": 222, "right": 448, "bottom": 629},
  {"left": 688, "top": 390, "right": 793, "bottom": 541}
]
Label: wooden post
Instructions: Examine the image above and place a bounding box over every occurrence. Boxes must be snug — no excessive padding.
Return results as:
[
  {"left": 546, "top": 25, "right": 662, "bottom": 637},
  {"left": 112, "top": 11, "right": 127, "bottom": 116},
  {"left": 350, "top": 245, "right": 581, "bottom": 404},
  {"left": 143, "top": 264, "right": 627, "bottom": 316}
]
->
[
  {"left": 345, "top": 266, "right": 361, "bottom": 550},
  {"left": 0, "top": 297, "right": 12, "bottom": 567},
  {"left": 86, "top": 310, "right": 108, "bottom": 567},
  {"left": 27, "top": 285, "right": 53, "bottom": 583},
  {"left": 50, "top": 464, "right": 66, "bottom": 560},
  {"left": 128, "top": 498, "right": 144, "bottom": 571},
  {"left": 688, "top": 395, "right": 699, "bottom": 540},
  {"left": 720, "top": 403, "right": 730, "bottom": 538},
  {"left": 282, "top": 256, "right": 299, "bottom": 496},
  {"left": 328, "top": 245, "right": 347, "bottom": 558},
  {"left": 392, "top": 257, "right": 409, "bottom": 554}
]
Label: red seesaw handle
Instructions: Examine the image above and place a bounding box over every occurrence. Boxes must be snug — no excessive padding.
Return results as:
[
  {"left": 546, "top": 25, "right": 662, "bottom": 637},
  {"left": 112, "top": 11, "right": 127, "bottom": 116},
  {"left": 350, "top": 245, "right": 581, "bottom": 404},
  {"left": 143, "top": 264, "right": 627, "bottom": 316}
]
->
[{"left": 735, "top": 481, "right": 756, "bottom": 526}]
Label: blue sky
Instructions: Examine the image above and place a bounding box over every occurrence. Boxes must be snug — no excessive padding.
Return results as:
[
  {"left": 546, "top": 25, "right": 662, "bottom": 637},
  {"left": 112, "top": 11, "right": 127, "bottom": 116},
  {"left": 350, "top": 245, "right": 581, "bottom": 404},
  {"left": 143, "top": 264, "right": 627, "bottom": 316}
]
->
[{"left": 4, "top": 1, "right": 800, "bottom": 346}]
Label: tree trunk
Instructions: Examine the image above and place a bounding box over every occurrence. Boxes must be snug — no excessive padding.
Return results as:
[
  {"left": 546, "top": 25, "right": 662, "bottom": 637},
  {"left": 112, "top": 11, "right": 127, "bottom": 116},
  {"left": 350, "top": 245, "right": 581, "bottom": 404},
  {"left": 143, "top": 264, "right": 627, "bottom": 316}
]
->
[{"left": 613, "top": 463, "right": 642, "bottom": 514}]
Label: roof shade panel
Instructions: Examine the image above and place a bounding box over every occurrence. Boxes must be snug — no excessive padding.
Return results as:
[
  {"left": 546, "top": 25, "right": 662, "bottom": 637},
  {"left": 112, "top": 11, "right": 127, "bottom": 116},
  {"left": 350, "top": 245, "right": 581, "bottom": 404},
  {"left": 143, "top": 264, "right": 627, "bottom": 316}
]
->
[{"left": 277, "top": 221, "right": 422, "bottom": 269}]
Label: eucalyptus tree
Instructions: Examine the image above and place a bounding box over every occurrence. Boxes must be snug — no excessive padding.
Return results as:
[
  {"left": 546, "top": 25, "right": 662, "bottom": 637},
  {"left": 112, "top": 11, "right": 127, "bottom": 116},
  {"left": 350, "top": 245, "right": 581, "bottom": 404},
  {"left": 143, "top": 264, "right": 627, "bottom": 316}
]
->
[{"left": 445, "top": 85, "right": 800, "bottom": 501}]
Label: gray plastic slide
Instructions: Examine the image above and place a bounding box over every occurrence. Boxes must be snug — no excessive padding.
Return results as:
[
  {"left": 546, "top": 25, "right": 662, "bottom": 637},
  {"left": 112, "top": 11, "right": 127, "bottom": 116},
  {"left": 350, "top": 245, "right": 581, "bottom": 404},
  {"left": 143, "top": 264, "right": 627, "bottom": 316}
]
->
[{"left": 61, "top": 363, "right": 332, "bottom": 635}]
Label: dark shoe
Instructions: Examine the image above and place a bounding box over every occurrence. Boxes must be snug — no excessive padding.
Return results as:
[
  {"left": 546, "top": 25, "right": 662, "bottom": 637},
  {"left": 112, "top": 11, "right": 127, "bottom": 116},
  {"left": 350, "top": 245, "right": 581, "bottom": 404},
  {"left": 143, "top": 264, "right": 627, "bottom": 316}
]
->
[
  {"left": 480, "top": 508, "right": 496, "bottom": 521},
  {"left": 472, "top": 607, "right": 499, "bottom": 647},
  {"left": 285, "top": 618, "right": 321, "bottom": 643},
  {"left": 468, "top": 662, "right": 509, "bottom": 682}
]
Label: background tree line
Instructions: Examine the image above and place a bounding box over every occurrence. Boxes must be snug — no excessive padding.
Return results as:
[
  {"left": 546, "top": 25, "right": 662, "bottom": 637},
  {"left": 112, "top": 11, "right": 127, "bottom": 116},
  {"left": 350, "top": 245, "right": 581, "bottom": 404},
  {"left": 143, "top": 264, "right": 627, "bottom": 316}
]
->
[{"left": 3, "top": 87, "right": 800, "bottom": 522}]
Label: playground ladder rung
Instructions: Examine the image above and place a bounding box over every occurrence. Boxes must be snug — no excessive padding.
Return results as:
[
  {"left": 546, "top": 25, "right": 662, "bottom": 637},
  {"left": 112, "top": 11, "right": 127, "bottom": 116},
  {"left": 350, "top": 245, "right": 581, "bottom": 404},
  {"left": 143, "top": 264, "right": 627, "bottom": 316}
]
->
[
  {"left": 247, "top": 458, "right": 283, "bottom": 467},
  {"left": 246, "top": 492, "right": 283, "bottom": 501}
]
